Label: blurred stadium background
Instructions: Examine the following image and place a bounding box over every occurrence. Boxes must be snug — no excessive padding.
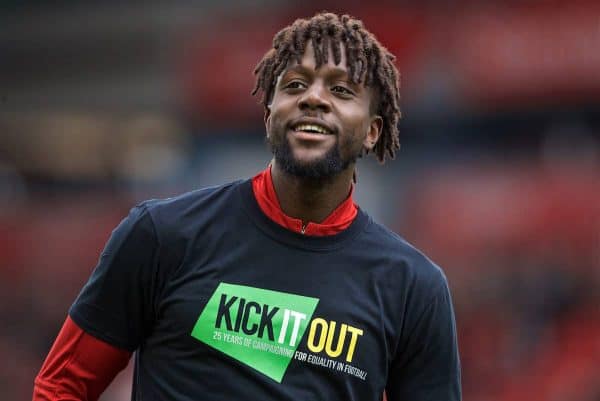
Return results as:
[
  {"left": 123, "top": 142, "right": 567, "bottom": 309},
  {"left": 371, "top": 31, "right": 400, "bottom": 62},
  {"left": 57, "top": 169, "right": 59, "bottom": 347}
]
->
[{"left": 1, "top": 1, "right": 599, "bottom": 400}]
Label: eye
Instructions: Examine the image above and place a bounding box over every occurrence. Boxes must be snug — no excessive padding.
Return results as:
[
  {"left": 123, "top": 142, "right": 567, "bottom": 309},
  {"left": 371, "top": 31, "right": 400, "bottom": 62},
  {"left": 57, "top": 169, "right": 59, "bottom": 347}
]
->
[
  {"left": 285, "top": 81, "right": 307, "bottom": 90},
  {"left": 331, "top": 85, "right": 354, "bottom": 96}
]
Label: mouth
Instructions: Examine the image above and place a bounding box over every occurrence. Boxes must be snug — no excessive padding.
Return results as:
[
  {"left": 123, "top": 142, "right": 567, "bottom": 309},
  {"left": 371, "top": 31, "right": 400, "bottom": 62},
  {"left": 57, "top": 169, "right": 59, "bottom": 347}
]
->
[{"left": 290, "top": 119, "right": 333, "bottom": 136}]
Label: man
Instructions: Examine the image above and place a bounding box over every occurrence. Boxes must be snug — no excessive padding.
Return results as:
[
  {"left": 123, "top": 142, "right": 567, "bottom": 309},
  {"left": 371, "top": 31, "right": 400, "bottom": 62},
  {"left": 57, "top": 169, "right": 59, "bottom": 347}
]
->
[{"left": 34, "top": 12, "right": 461, "bottom": 401}]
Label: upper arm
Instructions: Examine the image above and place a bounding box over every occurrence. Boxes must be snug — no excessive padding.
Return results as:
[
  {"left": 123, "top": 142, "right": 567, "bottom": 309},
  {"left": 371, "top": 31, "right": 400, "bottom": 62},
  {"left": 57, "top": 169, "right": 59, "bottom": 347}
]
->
[
  {"left": 386, "top": 281, "right": 461, "bottom": 401},
  {"left": 69, "top": 204, "right": 161, "bottom": 351}
]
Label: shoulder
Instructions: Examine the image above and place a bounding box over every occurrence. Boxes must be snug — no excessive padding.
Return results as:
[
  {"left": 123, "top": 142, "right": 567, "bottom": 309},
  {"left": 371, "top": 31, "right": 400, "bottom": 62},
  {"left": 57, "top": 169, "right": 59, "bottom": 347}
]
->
[
  {"left": 142, "top": 179, "right": 243, "bottom": 215},
  {"left": 141, "top": 179, "right": 243, "bottom": 223},
  {"left": 132, "top": 179, "right": 246, "bottom": 243},
  {"left": 363, "top": 217, "right": 449, "bottom": 297}
]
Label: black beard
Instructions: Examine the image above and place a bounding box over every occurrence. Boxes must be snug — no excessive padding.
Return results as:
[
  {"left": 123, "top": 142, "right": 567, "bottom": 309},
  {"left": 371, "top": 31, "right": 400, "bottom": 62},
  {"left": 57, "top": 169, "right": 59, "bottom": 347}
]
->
[{"left": 268, "top": 134, "right": 358, "bottom": 180}]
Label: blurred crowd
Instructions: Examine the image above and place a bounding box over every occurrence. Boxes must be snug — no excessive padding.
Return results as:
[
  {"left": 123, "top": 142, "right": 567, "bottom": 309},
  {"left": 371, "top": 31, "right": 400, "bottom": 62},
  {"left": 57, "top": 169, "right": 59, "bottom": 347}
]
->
[{"left": 1, "top": 1, "right": 599, "bottom": 400}]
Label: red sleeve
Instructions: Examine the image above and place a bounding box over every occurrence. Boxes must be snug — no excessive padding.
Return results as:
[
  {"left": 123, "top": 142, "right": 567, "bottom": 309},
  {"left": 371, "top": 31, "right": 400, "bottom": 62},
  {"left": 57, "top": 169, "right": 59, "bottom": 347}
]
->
[{"left": 33, "top": 316, "right": 132, "bottom": 401}]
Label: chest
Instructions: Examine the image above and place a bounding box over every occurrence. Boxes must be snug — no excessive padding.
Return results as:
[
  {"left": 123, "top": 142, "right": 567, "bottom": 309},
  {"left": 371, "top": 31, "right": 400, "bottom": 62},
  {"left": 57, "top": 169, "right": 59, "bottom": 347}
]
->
[{"left": 144, "top": 238, "right": 396, "bottom": 395}]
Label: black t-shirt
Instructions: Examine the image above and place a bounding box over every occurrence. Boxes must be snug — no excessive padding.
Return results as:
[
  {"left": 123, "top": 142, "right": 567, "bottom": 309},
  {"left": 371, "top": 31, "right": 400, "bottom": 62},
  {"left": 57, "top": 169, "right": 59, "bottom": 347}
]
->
[{"left": 70, "top": 179, "right": 461, "bottom": 401}]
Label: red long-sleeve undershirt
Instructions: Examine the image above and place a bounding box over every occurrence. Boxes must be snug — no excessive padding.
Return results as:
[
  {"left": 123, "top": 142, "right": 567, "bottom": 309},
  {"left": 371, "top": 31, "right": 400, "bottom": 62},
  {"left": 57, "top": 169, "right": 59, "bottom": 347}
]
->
[
  {"left": 33, "top": 168, "right": 357, "bottom": 400},
  {"left": 33, "top": 316, "right": 131, "bottom": 400}
]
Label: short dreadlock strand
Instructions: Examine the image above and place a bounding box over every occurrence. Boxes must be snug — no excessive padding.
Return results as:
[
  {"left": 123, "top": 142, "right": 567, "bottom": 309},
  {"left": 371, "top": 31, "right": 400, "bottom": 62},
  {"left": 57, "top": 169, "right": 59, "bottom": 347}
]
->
[
  {"left": 320, "top": 16, "right": 335, "bottom": 64},
  {"left": 344, "top": 15, "right": 366, "bottom": 84},
  {"left": 251, "top": 56, "right": 268, "bottom": 93},
  {"left": 252, "top": 12, "right": 401, "bottom": 163},
  {"left": 260, "top": 57, "right": 277, "bottom": 101},
  {"left": 331, "top": 27, "right": 343, "bottom": 66},
  {"left": 293, "top": 22, "right": 307, "bottom": 64},
  {"left": 341, "top": 16, "right": 360, "bottom": 83},
  {"left": 348, "top": 22, "right": 367, "bottom": 83},
  {"left": 272, "top": 53, "right": 289, "bottom": 82},
  {"left": 338, "top": 19, "right": 355, "bottom": 84},
  {"left": 368, "top": 44, "right": 398, "bottom": 161},
  {"left": 309, "top": 28, "right": 322, "bottom": 68},
  {"left": 321, "top": 30, "right": 330, "bottom": 64},
  {"left": 360, "top": 30, "right": 376, "bottom": 86}
]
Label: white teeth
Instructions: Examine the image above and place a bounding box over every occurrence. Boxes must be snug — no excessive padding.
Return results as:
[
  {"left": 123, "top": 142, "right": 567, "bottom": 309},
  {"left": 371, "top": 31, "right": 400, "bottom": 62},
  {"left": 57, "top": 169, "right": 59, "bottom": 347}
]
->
[{"left": 294, "top": 123, "right": 330, "bottom": 134}]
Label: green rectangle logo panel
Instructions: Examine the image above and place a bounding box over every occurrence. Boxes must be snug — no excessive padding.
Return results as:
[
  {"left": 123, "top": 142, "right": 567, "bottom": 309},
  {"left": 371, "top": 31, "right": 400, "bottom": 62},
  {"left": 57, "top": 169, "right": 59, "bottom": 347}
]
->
[{"left": 191, "top": 283, "right": 319, "bottom": 382}]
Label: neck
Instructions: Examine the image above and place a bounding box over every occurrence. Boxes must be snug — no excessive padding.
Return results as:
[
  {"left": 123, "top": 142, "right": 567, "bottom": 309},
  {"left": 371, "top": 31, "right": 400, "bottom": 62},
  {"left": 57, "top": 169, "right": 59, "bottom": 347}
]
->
[{"left": 270, "top": 159, "right": 354, "bottom": 224}]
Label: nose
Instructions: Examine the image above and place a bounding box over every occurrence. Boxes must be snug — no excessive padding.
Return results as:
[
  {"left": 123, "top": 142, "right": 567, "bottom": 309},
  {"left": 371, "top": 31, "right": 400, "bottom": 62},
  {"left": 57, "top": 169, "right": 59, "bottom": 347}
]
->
[{"left": 298, "top": 83, "right": 331, "bottom": 113}]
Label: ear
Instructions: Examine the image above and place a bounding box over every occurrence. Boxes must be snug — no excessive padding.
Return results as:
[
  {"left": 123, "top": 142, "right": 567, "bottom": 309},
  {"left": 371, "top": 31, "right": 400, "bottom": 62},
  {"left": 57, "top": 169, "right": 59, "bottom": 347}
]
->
[
  {"left": 264, "top": 105, "right": 272, "bottom": 137},
  {"left": 363, "top": 115, "right": 383, "bottom": 151}
]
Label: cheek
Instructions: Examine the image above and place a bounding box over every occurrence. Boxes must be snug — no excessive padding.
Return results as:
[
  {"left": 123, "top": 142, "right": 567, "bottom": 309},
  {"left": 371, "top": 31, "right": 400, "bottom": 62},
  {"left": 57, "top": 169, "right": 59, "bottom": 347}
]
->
[
  {"left": 268, "top": 97, "right": 294, "bottom": 129},
  {"left": 339, "top": 114, "right": 372, "bottom": 155},
  {"left": 342, "top": 112, "right": 370, "bottom": 140},
  {"left": 338, "top": 127, "right": 364, "bottom": 155},
  {"left": 268, "top": 112, "right": 286, "bottom": 137}
]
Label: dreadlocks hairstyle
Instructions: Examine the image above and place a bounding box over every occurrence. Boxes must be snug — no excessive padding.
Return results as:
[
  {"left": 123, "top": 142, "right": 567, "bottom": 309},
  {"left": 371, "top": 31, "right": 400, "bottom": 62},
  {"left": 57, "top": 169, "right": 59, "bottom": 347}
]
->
[{"left": 252, "top": 12, "right": 401, "bottom": 162}]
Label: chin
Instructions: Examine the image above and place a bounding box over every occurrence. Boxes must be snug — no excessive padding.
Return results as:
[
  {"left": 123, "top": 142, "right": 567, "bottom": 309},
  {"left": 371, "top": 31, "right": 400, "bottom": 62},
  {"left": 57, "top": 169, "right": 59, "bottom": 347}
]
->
[
  {"left": 269, "top": 135, "right": 355, "bottom": 180},
  {"left": 276, "top": 152, "right": 351, "bottom": 180}
]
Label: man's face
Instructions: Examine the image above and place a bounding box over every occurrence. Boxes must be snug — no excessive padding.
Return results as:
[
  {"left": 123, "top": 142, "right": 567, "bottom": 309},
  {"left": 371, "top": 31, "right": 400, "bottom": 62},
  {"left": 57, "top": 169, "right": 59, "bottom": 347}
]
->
[{"left": 265, "top": 41, "right": 381, "bottom": 180}]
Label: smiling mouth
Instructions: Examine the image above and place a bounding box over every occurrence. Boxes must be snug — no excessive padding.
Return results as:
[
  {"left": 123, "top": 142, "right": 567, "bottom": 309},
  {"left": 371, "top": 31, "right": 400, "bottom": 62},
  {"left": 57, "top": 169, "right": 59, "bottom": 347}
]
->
[{"left": 292, "top": 123, "right": 332, "bottom": 135}]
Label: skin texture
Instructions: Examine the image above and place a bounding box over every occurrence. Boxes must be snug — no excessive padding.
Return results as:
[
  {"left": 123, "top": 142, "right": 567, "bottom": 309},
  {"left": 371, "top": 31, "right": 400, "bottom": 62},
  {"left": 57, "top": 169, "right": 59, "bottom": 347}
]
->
[{"left": 266, "top": 41, "right": 382, "bottom": 224}]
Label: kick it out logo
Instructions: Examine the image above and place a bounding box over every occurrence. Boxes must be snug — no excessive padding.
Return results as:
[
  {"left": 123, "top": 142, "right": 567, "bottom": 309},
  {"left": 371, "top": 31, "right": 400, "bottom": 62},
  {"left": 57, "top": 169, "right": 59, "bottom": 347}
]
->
[{"left": 191, "top": 283, "right": 367, "bottom": 382}]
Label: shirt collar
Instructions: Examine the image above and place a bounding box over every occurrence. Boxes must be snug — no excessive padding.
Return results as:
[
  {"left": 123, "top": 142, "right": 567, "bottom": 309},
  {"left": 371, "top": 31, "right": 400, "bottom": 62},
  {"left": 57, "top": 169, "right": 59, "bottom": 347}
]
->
[{"left": 251, "top": 165, "right": 358, "bottom": 236}]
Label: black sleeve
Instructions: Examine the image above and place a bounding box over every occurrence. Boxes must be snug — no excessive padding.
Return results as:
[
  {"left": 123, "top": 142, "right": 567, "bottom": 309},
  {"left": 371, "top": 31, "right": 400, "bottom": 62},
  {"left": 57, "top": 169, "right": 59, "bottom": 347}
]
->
[
  {"left": 69, "top": 203, "right": 160, "bottom": 351},
  {"left": 386, "top": 280, "right": 462, "bottom": 401}
]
